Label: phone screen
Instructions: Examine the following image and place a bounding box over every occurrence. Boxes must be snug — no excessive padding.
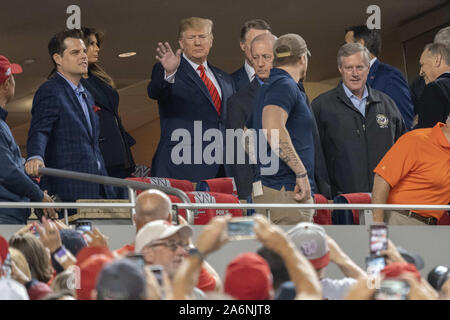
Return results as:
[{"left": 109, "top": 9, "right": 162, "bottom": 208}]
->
[
  {"left": 76, "top": 222, "right": 92, "bottom": 233},
  {"left": 227, "top": 218, "right": 255, "bottom": 240},
  {"left": 375, "top": 280, "right": 410, "bottom": 300},
  {"left": 370, "top": 225, "right": 388, "bottom": 256},
  {"left": 366, "top": 256, "right": 386, "bottom": 275}
]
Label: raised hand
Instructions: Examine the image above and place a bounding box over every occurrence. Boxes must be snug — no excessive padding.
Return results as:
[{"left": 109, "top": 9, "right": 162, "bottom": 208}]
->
[{"left": 155, "top": 42, "right": 182, "bottom": 75}]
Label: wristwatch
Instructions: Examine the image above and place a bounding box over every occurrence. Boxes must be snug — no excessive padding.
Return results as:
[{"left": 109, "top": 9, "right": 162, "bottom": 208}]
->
[{"left": 187, "top": 247, "right": 205, "bottom": 261}]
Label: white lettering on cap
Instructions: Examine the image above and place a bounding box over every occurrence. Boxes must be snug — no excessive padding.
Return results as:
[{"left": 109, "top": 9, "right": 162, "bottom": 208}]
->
[{"left": 5, "top": 67, "right": 11, "bottom": 76}]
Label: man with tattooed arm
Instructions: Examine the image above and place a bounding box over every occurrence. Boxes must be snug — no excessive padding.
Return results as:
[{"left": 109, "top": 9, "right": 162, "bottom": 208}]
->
[{"left": 250, "top": 34, "right": 315, "bottom": 224}]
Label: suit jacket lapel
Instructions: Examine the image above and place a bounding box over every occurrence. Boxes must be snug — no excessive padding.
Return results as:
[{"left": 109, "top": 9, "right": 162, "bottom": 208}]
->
[
  {"left": 180, "top": 57, "right": 217, "bottom": 113},
  {"left": 56, "top": 74, "right": 94, "bottom": 140},
  {"left": 85, "top": 91, "right": 97, "bottom": 139}
]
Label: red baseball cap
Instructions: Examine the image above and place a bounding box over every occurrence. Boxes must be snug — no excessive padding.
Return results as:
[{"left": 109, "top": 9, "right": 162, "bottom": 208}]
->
[
  {"left": 0, "top": 56, "right": 22, "bottom": 85},
  {"left": 224, "top": 252, "right": 273, "bottom": 300}
]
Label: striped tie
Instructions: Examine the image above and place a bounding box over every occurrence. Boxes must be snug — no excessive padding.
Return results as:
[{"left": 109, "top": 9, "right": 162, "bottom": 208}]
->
[{"left": 197, "top": 64, "right": 221, "bottom": 115}]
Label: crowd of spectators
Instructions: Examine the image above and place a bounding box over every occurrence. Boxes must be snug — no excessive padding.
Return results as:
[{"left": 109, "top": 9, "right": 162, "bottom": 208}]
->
[{"left": 1, "top": 199, "right": 450, "bottom": 300}]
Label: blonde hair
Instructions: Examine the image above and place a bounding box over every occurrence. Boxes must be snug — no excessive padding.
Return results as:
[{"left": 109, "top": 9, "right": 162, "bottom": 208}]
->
[
  {"left": 178, "top": 17, "right": 213, "bottom": 39},
  {"left": 9, "top": 247, "right": 32, "bottom": 280}
]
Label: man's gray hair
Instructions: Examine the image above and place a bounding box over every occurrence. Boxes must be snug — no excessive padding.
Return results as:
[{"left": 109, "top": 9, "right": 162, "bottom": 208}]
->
[
  {"left": 434, "top": 26, "right": 450, "bottom": 47},
  {"left": 337, "top": 43, "right": 371, "bottom": 67},
  {"left": 424, "top": 42, "right": 450, "bottom": 66},
  {"left": 251, "top": 33, "right": 277, "bottom": 48}
]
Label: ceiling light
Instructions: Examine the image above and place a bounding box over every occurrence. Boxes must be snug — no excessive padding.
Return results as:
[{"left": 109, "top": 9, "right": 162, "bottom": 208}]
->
[
  {"left": 22, "top": 58, "right": 36, "bottom": 64},
  {"left": 118, "top": 52, "right": 137, "bottom": 58}
]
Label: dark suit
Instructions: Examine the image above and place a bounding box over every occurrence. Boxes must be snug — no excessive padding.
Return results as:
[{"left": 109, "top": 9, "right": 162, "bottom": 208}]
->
[
  {"left": 27, "top": 73, "right": 115, "bottom": 203},
  {"left": 231, "top": 65, "right": 250, "bottom": 92},
  {"left": 147, "top": 56, "right": 235, "bottom": 182},
  {"left": 298, "top": 82, "right": 332, "bottom": 199},
  {"left": 416, "top": 73, "right": 450, "bottom": 128},
  {"left": 410, "top": 76, "right": 426, "bottom": 115},
  {"left": 368, "top": 59, "right": 414, "bottom": 130},
  {"left": 81, "top": 74, "right": 136, "bottom": 177},
  {"left": 225, "top": 78, "right": 260, "bottom": 199}
]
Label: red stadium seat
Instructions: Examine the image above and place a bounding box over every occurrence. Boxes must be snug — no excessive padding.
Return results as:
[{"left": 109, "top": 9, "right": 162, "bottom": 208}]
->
[
  {"left": 313, "top": 194, "right": 332, "bottom": 225},
  {"left": 126, "top": 177, "right": 194, "bottom": 195},
  {"left": 438, "top": 212, "right": 450, "bottom": 225},
  {"left": 195, "top": 177, "right": 238, "bottom": 198},
  {"left": 170, "top": 191, "right": 243, "bottom": 225}
]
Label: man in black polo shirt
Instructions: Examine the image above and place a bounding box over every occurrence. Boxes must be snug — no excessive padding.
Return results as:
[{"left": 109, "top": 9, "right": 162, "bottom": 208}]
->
[{"left": 251, "top": 34, "right": 315, "bottom": 224}]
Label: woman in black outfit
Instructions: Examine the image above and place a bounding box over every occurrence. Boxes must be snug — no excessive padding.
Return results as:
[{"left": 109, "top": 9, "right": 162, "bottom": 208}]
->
[{"left": 80, "top": 27, "right": 136, "bottom": 198}]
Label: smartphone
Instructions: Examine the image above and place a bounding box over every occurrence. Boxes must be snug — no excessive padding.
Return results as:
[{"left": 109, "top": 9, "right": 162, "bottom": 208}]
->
[
  {"left": 369, "top": 224, "right": 388, "bottom": 256},
  {"left": 366, "top": 256, "right": 386, "bottom": 275},
  {"left": 147, "top": 264, "right": 164, "bottom": 286},
  {"left": 76, "top": 221, "right": 92, "bottom": 233},
  {"left": 126, "top": 253, "right": 146, "bottom": 269},
  {"left": 227, "top": 217, "right": 256, "bottom": 240},
  {"left": 374, "top": 279, "right": 410, "bottom": 300}
]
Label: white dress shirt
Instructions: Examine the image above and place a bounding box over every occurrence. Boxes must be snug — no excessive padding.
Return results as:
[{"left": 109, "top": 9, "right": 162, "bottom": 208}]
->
[
  {"left": 164, "top": 53, "right": 222, "bottom": 99},
  {"left": 244, "top": 60, "right": 255, "bottom": 82}
]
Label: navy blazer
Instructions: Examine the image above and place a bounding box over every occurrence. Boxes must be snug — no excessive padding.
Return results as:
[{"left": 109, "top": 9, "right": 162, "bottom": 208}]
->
[
  {"left": 147, "top": 56, "right": 235, "bottom": 182},
  {"left": 231, "top": 65, "right": 250, "bottom": 92},
  {"left": 27, "top": 73, "right": 115, "bottom": 202},
  {"left": 368, "top": 59, "right": 414, "bottom": 130}
]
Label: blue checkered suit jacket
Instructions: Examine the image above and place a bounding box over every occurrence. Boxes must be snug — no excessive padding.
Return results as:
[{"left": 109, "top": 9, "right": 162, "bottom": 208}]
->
[{"left": 27, "top": 73, "right": 115, "bottom": 202}]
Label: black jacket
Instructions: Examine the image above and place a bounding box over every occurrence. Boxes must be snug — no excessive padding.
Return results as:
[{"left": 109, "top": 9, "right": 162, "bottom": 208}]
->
[
  {"left": 225, "top": 78, "right": 260, "bottom": 199},
  {"left": 81, "top": 74, "right": 136, "bottom": 175},
  {"left": 415, "top": 73, "right": 450, "bottom": 129},
  {"left": 311, "top": 83, "right": 406, "bottom": 197}
]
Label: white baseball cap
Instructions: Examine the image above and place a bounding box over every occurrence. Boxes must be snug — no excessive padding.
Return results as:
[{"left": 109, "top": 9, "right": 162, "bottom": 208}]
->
[{"left": 135, "top": 220, "right": 192, "bottom": 253}]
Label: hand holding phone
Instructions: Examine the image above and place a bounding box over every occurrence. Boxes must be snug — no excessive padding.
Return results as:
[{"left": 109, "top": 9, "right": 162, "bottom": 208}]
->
[
  {"left": 227, "top": 217, "right": 255, "bottom": 240},
  {"left": 76, "top": 221, "right": 92, "bottom": 233}
]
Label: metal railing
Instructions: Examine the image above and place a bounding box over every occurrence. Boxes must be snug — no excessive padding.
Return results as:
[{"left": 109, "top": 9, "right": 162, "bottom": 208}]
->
[
  {"left": 0, "top": 167, "right": 447, "bottom": 225},
  {"left": 1, "top": 201, "right": 448, "bottom": 226},
  {"left": 29, "top": 167, "right": 194, "bottom": 224}
]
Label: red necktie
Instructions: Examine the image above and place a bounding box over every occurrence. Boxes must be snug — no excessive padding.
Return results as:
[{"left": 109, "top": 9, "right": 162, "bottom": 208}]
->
[{"left": 197, "top": 64, "right": 221, "bottom": 115}]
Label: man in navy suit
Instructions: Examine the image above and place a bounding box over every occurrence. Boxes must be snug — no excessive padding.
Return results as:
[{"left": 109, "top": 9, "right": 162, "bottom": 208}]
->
[
  {"left": 148, "top": 17, "right": 235, "bottom": 182},
  {"left": 231, "top": 19, "right": 272, "bottom": 92},
  {"left": 25, "top": 29, "right": 115, "bottom": 206},
  {"left": 345, "top": 25, "right": 414, "bottom": 130}
]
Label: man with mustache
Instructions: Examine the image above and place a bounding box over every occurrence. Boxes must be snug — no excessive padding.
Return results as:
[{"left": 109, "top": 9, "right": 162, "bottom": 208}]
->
[
  {"left": 311, "top": 43, "right": 406, "bottom": 198},
  {"left": 25, "top": 29, "right": 115, "bottom": 210}
]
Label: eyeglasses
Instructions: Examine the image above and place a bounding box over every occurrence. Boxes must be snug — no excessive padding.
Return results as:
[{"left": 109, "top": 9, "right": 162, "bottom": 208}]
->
[
  {"left": 342, "top": 65, "right": 367, "bottom": 73},
  {"left": 149, "top": 240, "right": 189, "bottom": 252}
]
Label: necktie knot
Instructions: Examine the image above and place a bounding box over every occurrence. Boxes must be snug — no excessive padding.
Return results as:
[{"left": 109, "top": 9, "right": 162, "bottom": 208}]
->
[{"left": 197, "top": 64, "right": 205, "bottom": 73}]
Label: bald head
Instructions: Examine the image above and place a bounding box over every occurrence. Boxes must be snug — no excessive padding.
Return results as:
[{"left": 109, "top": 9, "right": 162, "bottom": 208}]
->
[{"left": 134, "top": 190, "right": 172, "bottom": 231}]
